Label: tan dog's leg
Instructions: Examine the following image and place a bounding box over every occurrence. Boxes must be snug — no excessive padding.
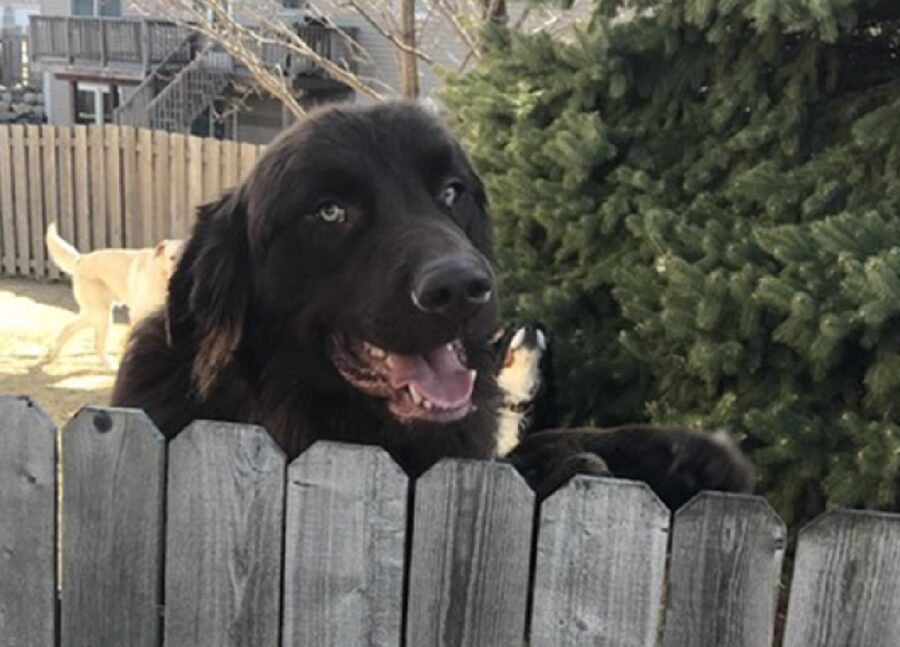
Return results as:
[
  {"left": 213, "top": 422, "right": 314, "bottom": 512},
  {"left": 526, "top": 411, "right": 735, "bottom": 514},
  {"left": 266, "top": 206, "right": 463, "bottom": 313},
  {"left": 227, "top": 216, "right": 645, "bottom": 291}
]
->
[{"left": 44, "top": 275, "right": 116, "bottom": 370}]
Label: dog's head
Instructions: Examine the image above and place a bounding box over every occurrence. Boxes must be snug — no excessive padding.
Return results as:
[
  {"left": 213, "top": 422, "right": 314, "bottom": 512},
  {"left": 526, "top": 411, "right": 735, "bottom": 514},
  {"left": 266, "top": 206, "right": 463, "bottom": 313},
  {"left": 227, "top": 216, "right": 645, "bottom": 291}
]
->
[
  {"left": 153, "top": 239, "right": 185, "bottom": 279},
  {"left": 495, "top": 323, "right": 551, "bottom": 405},
  {"left": 167, "top": 101, "right": 498, "bottom": 425}
]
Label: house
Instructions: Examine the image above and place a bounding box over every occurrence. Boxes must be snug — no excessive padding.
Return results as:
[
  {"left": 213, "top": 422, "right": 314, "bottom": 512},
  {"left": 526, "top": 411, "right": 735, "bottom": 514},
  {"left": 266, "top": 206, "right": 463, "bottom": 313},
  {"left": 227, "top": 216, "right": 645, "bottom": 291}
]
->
[{"left": 26, "top": 0, "right": 466, "bottom": 143}]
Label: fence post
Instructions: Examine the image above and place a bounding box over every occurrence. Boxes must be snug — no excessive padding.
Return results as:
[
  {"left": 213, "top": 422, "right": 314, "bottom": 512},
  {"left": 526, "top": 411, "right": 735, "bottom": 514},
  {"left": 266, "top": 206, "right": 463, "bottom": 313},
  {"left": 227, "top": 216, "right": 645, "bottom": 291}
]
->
[{"left": 0, "top": 396, "right": 57, "bottom": 647}]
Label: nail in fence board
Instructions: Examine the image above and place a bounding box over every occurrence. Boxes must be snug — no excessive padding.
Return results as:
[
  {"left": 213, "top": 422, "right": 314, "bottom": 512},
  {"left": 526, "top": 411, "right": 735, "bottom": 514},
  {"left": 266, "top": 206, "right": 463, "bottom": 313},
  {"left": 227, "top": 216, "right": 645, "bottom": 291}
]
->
[
  {"left": 782, "top": 509, "right": 900, "bottom": 647},
  {"left": 661, "top": 493, "right": 785, "bottom": 647},
  {"left": 0, "top": 396, "right": 57, "bottom": 647},
  {"left": 282, "top": 441, "right": 407, "bottom": 647},
  {"left": 406, "top": 459, "right": 534, "bottom": 647},
  {"left": 61, "top": 407, "right": 165, "bottom": 647},
  {"left": 530, "top": 477, "right": 669, "bottom": 647},
  {"left": 164, "top": 421, "right": 285, "bottom": 647}
]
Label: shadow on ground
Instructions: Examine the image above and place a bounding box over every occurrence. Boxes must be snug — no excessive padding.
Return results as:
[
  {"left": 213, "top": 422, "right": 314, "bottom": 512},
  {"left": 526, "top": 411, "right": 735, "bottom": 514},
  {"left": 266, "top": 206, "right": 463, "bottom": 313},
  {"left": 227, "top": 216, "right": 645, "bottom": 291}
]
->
[{"left": 0, "top": 277, "right": 131, "bottom": 428}]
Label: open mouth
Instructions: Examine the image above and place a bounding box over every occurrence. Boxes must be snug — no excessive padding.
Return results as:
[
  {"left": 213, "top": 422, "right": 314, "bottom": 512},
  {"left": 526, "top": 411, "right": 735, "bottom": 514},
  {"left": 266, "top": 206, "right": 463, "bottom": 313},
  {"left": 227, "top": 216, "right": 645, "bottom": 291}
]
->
[{"left": 330, "top": 333, "right": 476, "bottom": 423}]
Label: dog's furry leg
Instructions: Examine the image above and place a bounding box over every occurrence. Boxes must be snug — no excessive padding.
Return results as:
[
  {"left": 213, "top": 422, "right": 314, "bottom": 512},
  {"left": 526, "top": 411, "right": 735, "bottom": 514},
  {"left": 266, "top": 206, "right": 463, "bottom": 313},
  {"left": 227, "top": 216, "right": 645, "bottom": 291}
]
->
[{"left": 43, "top": 315, "right": 92, "bottom": 363}]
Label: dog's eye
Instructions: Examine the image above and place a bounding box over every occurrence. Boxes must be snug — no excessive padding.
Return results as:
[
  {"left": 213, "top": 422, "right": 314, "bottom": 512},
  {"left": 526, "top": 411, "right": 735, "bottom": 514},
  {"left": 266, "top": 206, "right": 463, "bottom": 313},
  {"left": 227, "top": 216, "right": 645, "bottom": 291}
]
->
[
  {"left": 439, "top": 181, "right": 464, "bottom": 208},
  {"left": 315, "top": 202, "right": 346, "bottom": 224}
]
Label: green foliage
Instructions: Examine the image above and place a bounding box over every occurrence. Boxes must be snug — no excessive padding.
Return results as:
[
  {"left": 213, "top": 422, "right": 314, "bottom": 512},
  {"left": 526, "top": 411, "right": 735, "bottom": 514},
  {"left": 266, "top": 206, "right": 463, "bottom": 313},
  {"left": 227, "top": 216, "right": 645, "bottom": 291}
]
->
[{"left": 442, "top": 0, "right": 900, "bottom": 522}]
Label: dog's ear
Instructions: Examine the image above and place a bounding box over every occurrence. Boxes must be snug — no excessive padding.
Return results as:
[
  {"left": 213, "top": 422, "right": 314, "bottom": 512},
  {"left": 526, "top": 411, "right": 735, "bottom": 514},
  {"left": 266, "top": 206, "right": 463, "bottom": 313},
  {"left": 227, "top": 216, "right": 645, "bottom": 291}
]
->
[
  {"left": 153, "top": 241, "right": 165, "bottom": 257},
  {"left": 166, "top": 189, "right": 251, "bottom": 398}
]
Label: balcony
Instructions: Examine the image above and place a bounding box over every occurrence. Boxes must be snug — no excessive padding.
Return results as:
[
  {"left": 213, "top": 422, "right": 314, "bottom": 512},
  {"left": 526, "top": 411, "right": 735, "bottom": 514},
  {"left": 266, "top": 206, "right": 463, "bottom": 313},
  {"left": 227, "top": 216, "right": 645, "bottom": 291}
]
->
[
  {"left": 29, "top": 16, "right": 358, "bottom": 86},
  {"left": 29, "top": 16, "right": 190, "bottom": 81}
]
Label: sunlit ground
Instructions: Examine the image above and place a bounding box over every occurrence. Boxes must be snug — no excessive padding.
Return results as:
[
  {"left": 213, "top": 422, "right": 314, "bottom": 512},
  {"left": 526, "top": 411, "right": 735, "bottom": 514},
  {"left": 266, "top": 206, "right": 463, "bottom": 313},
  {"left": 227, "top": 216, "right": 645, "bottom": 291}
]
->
[{"left": 0, "top": 277, "right": 130, "bottom": 428}]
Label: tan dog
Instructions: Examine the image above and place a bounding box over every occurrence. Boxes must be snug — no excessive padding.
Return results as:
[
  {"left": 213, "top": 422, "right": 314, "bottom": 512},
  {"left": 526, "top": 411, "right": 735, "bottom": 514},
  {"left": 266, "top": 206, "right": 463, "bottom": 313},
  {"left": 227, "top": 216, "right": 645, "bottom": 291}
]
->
[{"left": 43, "top": 223, "right": 183, "bottom": 370}]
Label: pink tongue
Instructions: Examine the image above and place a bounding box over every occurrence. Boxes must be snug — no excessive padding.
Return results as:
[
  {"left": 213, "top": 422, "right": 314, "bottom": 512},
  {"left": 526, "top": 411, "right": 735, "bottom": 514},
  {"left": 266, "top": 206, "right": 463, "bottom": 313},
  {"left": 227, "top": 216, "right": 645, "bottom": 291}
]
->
[{"left": 386, "top": 344, "right": 476, "bottom": 406}]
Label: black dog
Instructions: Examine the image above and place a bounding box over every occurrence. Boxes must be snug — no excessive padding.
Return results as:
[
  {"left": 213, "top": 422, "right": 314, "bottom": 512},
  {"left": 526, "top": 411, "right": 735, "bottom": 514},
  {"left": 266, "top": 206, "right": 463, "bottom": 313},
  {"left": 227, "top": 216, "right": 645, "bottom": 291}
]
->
[
  {"left": 112, "top": 101, "right": 752, "bottom": 507},
  {"left": 493, "top": 323, "right": 559, "bottom": 456}
]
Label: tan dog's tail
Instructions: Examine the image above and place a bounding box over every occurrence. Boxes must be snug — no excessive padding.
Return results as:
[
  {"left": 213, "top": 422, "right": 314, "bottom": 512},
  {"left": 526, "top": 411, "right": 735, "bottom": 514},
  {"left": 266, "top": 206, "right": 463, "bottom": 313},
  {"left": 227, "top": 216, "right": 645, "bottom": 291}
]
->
[{"left": 46, "top": 222, "right": 81, "bottom": 275}]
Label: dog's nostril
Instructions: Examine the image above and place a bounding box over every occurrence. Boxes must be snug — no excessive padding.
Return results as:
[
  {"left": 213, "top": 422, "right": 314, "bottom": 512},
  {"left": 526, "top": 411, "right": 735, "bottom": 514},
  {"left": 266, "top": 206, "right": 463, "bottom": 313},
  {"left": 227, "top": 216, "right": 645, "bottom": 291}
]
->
[{"left": 467, "top": 278, "right": 492, "bottom": 304}]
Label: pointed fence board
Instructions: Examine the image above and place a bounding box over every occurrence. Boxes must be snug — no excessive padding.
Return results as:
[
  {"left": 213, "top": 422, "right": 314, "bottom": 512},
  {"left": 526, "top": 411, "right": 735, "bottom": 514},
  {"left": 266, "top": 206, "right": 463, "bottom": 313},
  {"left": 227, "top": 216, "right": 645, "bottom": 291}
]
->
[
  {"left": 782, "top": 509, "right": 900, "bottom": 647},
  {"left": 164, "top": 421, "right": 285, "bottom": 647},
  {"left": 60, "top": 407, "right": 165, "bottom": 647},
  {"left": 281, "top": 441, "right": 408, "bottom": 647},
  {"left": 405, "top": 459, "right": 534, "bottom": 647},
  {"left": 661, "top": 493, "right": 785, "bottom": 647},
  {"left": 0, "top": 396, "right": 57, "bottom": 647},
  {"left": 530, "top": 476, "right": 670, "bottom": 647}
]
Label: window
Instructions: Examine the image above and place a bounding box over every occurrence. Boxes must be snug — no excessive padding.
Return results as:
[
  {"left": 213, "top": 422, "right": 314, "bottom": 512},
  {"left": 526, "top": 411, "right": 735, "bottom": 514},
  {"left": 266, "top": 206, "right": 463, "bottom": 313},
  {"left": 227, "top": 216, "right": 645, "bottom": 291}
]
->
[
  {"left": 74, "top": 83, "right": 120, "bottom": 125},
  {"left": 71, "top": 0, "right": 121, "bottom": 17}
]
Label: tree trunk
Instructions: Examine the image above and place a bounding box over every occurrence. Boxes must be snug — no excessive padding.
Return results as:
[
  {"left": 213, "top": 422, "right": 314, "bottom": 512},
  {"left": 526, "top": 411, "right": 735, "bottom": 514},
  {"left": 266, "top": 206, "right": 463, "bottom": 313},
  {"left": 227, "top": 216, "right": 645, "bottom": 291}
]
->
[{"left": 399, "top": 0, "right": 418, "bottom": 99}]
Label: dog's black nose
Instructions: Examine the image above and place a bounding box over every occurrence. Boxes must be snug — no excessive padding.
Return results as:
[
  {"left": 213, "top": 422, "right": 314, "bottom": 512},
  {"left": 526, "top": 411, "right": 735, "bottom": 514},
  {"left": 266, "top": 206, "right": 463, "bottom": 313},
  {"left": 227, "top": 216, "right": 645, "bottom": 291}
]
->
[{"left": 412, "top": 256, "right": 493, "bottom": 319}]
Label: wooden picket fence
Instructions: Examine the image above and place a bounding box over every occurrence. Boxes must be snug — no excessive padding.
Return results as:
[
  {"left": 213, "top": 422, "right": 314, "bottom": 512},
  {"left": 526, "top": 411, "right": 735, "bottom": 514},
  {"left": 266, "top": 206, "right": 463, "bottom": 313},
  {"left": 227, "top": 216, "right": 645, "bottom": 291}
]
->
[
  {"left": 2, "top": 395, "right": 900, "bottom": 646},
  {"left": 0, "top": 124, "right": 264, "bottom": 280}
]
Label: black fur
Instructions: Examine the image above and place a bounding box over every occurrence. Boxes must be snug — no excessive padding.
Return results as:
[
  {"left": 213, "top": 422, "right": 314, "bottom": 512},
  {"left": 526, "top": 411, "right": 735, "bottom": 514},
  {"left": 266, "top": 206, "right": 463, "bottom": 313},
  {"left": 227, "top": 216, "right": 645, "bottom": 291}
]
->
[{"left": 112, "top": 101, "right": 754, "bottom": 506}]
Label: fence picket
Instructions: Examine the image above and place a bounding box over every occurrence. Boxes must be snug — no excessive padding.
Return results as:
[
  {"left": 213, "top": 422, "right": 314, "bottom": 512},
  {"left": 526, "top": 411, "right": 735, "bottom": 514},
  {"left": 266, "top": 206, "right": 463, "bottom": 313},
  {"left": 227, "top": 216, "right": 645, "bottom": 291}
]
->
[
  {"left": 42, "top": 126, "right": 61, "bottom": 280},
  {"left": 164, "top": 421, "right": 285, "bottom": 647},
  {"left": 406, "top": 459, "right": 534, "bottom": 646},
  {"left": 0, "top": 126, "right": 16, "bottom": 274},
  {"left": 60, "top": 407, "right": 165, "bottom": 647},
  {"left": 188, "top": 134, "right": 204, "bottom": 225},
  {"left": 0, "top": 396, "right": 57, "bottom": 647},
  {"left": 11, "top": 125, "right": 29, "bottom": 275},
  {"left": 89, "top": 126, "right": 107, "bottom": 249},
  {"left": 153, "top": 132, "right": 170, "bottom": 245},
  {"left": 138, "top": 128, "right": 154, "bottom": 245},
  {"left": 57, "top": 126, "right": 76, "bottom": 253},
  {"left": 26, "top": 125, "right": 45, "bottom": 277},
  {"left": 783, "top": 509, "right": 900, "bottom": 647},
  {"left": 121, "top": 126, "right": 141, "bottom": 247},
  {"left": 169, "top": 133, "right": 187, "bottom": 239},
  {"left": 662, "top": 493, "right": 785, "bottom": 647},
  {"left": 282, "top": 442, "right": 407, "bottom": 647},
  {"left": 73, "top": 125, "right": 90, "bottom": 251},
  {"left": 530, "top": 476, "right": 669, "bottom": 647},
  {"left": 105, "top": 125, "right": 123, "bottom": 248}
]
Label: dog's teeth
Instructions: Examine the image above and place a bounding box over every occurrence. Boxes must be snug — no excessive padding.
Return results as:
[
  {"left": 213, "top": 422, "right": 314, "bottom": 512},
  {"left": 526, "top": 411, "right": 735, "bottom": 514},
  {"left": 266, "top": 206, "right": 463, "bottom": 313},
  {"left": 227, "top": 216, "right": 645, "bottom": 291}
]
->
[
  {"left": 368, "top": 345, "right": 386, "bottom": 359},
  {"left": 423, "top": 400, "right": 434, "bottom": 410},
  {"left": 409, "top": 385, "right": 423, "bottom": 405}
]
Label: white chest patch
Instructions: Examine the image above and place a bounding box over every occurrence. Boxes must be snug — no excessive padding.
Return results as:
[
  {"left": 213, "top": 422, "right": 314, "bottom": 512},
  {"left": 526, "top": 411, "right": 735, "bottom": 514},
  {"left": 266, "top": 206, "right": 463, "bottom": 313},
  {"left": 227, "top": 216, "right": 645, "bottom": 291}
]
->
[{"left": 494, "top": 346, "right": 542, "bottom": 457}]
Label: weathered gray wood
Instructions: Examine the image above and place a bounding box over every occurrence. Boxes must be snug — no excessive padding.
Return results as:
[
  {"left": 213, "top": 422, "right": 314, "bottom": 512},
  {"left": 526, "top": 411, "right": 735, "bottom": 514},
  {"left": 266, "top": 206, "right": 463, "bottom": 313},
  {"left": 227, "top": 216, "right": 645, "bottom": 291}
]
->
[
  {"left": 406, "top": 459, "right": 534, "bottom": 647},
  {"left": 661, "top": 493, "right": 785, "bottom": 647},
  {"left": 89, "top": 125, "right": 107, "bottom": 248},
  {"left": 282, "top": 441, "right": 407, "bottom": 647},
  {"left": 57, "top": 126, "right": 76, "bottom": 256},
  {"left": 59, "top": 407, "right": 165, "bottom": 647},
  {"left": 530, "top": 477, "right": 669, "bottom": 647},
  {"left": 165, "top": 421, "right": 285, "bottom": 647},
  {"left": 783, "top": 509, "right": 900, "bottom": 647},
  {"left": 0, "top": 396, "right": 57, "bottom": 647},
  {"left": 188, "top": 134, "right": 204, "bottom": 221}
]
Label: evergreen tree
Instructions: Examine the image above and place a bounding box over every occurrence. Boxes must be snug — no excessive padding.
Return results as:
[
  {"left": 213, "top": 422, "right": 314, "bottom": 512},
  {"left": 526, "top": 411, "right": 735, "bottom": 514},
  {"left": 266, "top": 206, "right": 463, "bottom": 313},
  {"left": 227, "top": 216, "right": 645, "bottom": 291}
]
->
[{"left": 442, "top": 0, "right": 900, "bottom": 522}]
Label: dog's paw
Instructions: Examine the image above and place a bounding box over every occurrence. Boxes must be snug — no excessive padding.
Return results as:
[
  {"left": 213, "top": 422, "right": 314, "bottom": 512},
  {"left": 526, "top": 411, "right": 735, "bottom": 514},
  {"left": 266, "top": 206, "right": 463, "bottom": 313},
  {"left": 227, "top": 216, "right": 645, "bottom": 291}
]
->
[
  {"left": 506, "top": 433, "right": 612, "bottom": 499},
  {"left": 506, "top": 426, "right": 754, "bottom": 508}
]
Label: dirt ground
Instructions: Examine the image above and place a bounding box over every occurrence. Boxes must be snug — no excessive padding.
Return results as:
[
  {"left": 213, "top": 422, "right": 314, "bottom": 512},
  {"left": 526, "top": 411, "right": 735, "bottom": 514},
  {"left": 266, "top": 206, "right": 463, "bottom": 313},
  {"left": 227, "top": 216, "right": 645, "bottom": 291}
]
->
[{"left": 0, "top": 276, "right": 131, "bottom": 428}]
